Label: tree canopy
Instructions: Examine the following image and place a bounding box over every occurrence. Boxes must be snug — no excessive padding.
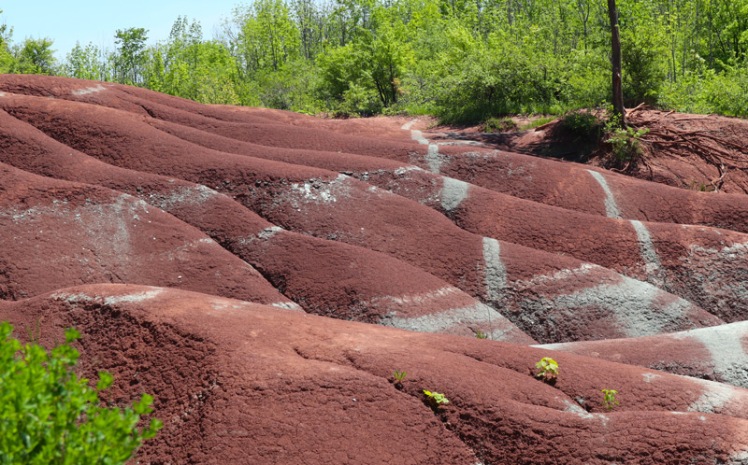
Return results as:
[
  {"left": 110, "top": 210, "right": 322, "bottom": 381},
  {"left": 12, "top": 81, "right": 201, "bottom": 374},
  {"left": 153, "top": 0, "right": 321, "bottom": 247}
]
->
[{"left": 4, "top": 1, "right": 748, "bottom": 121}]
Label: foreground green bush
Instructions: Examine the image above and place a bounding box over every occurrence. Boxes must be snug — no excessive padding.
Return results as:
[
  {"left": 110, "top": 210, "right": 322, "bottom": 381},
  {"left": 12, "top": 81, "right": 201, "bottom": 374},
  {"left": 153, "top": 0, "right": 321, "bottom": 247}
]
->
[{"left": 0, "top": 322, "right": 162, "bottom": 464}]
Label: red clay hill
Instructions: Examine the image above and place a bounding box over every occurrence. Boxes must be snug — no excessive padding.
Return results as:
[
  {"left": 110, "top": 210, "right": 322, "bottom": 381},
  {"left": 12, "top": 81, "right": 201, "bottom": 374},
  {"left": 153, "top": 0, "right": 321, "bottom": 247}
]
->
[{"left": 0, "top": 75, "right": 747, "bottom": 464}]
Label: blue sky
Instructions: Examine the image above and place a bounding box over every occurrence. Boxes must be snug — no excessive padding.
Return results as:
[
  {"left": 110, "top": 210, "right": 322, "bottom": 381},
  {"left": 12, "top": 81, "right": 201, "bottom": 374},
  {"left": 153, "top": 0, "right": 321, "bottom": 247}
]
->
[{"left": 1, "top": 1, "right": 243, "bottom": 59}]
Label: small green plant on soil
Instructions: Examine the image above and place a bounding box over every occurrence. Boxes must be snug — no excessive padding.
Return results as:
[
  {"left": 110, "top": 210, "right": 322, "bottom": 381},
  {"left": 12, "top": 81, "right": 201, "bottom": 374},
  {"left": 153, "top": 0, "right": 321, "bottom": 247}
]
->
[
  {"left": 601, "top": 389, "right": 620, "bottom": 410},
  {"left": 535, "top": 357, "right": 559, "bottom": 382},
  {"left": 423, "top": 390, "right": 450, "bottom": 408},
  {"left": 392, "top": 370, "right": 407, "bottom": 384},
  {"left": 520, "top": 116, "right": 556, "bottom": 130},
  {"left": 474, "top": 330, "right": 489, "bottom": 339},
  {"left": 0, "top": 322, "right": 162, "bottom": 464},
  {"left": 483, "top": 116, "right": 518, "bottom": 133},
  {"left": 689, "top": 180, "right": 715, "bottom": 192}
]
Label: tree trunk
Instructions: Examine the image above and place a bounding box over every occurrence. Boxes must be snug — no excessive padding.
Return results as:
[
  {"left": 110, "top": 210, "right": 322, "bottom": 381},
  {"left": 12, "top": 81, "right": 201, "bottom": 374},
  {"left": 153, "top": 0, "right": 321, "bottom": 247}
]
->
[{"left": 608, "top": 0, "right": 626, "bottom": 127}]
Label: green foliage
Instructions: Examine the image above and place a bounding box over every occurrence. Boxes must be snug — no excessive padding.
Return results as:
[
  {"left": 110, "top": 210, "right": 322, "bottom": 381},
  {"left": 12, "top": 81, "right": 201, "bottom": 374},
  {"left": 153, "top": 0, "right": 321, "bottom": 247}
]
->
[
  {"left": 601, "top": 388, "right": 620, "bottom": 410},
  {"left": 473, "top": 330, "right": 489, "bottom": 339},
  {"left": 145, "top": 18, "right": 242, "bottom": 105},
  {"left": 559, "top": 50, "right": 610, "bottom": 110},
  {"left": 315, "top": 7, "right": 413, "bottom": 115},
  {"left": 560, "top": 111, "right": 604, "bottom": 141},
  {"left": 233, "top": 0, "right": 300, "bottom": 73},
  {"left": 661, "top": 65, "right": 748, "bottom": 118},
  {"left": 0, "top": 322, "right": 162, "bottom": 464},
  {"left": 621, "top": 34, "right": 666, "bottom": 105},
  {"left": 605, "top": 123, "right": 650, "bottom": 163},
  {"left": 430, "top": 26, "right": 567, "bottom": 123},
  {"left": 7, "top": 0, "right": 748, "bottom": 119},
  {"left": 253, "top": 59, "right": 320, "bottom": 110},
  {"left": 422, "top": 390, "right": 449, "bottom": 407},
  {"left": 317, "top": 43, "right": 383, "bottom": 115},
  {"left": 535, "top": 357, "right": 559, "bottom": 382},
  {"left": 64, "top": 42, "right": 108, "bottom": 81},
  {"left": 519, "top": 116, "right": 556, "bottom": 130},
  {"left": 0, "top": 11, "right": 14, "bottom": 74},
  {"left": 13, "top": 38, "right": 57, "bottom": 75},
  {"left": 483, "top": 117, "right": 518, "bottom": 133},
  {"left": 113, "top": 27, "right": 149, "bottom": 85},
  {"left": 392, "top": 370, "right": 407, "bottom": 384}
]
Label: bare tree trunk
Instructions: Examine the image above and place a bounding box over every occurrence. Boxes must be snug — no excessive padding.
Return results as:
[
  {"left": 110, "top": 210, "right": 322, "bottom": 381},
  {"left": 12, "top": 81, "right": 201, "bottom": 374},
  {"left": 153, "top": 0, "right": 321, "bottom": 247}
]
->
[{"left": 608, "top": 0, "right": 626, "bottom": 127}]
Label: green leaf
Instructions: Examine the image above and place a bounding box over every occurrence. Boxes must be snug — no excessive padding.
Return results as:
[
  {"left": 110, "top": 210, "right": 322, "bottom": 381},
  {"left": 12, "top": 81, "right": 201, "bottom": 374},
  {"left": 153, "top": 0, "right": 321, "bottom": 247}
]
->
[
  {"left": 0, "top": 322, "right": 160, "bottom": 464},
  {"left": 96, "top": 371, "right": 114, "bottom": 391}
]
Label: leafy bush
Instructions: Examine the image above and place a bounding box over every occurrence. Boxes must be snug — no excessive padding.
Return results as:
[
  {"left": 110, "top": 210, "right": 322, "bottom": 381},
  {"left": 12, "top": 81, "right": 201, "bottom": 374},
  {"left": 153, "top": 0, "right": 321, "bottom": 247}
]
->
[
  {"left": 483, "top": 116, "right": 518, "bottom": 132},
  {"left": 559, "top": 50, "right": 610, "bottom": 110},
  {"left": 559, "top": 111, "right": 604, "bottom": 141},
  {"left": 0, "top": 322, "right": 162, "bottom": 464},
  {"left": 431, "top": 27, "right": 566, "bottom": 123},
  {"left": 255, "top": 59, "right": 324, "bottom": 113},
  {"left": 659, "top": 64, "right": 748, "bottom": 118}
]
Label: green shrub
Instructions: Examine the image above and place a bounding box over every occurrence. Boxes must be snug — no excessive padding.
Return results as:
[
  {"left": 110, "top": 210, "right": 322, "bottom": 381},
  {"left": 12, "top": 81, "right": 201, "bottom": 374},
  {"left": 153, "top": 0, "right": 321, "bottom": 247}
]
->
[
  {"left": 432, "top": 28, "right": 566, "bottom": 124},
  {"left": 0, "top": 322, "right": 162, "bottom": 464},
  {"left": 483, "top": 117, "right": 518, "bottom": 133},
  {"left": 659, "top": 65, "right": 748, "bottom": 118},
  {"left": 559, "top": 111, "right": 604, "bottom": 141}
]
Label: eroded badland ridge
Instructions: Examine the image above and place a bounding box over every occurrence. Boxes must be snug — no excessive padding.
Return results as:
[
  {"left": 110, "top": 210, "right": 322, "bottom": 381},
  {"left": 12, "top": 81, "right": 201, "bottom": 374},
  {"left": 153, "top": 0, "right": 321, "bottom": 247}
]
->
[{"left": 1, "top": 75, "right": 747, "bottom": 464}]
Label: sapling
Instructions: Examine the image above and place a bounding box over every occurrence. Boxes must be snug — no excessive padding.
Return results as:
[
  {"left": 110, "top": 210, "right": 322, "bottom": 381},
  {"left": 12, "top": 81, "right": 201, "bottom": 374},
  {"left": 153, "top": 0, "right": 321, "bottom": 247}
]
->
[
  {"left": 601, "top": 389, "right": 620, "bottom": 410},
  {"left": 535, "top": 356, "right": 559, "bottom": 383},
  {"left": 392, "top": 370, "right": 407, "bottom": 385}
]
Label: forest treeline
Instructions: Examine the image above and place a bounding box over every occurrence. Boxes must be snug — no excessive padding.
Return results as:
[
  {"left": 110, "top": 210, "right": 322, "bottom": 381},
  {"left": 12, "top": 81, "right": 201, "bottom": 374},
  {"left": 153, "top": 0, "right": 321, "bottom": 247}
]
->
[{"left": 2, "top": 0, "right": 748, "bottom": 123}]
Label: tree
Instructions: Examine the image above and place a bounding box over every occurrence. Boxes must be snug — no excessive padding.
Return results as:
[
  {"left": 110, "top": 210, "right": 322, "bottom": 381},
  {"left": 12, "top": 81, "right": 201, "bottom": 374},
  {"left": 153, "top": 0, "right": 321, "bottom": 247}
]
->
[
  {"left": 145, "top": 17, "right": 241, "bottom": 104},
  {"left": 291, "top": 0, "right": 325, "bottom": 60},
  {"left": 64, "top": 42, "right": 107, "bottom": 80},
  {"left": 148, "top": 17, "right": 204, "bottom": 98},
  {"left": 113, "top": 27, "right": 149, "bottom": 85},
  {"left": 0, "top": 11, "right": 15, "bottom": 73},
  {"left": 608, "top": 0, "right": 625, "bottom": 126},
  {"left": 14, "top": 38, "right": 56, "bottom": 75},
  {"left": 231, "top": 0, "right": 300, "bottom": 73}
]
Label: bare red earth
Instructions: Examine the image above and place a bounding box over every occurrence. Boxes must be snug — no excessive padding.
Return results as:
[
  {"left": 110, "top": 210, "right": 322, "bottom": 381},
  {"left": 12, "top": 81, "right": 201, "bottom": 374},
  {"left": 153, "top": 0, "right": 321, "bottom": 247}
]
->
[{"left": 0, "top": 75, "right": 747, "bottom": 464}]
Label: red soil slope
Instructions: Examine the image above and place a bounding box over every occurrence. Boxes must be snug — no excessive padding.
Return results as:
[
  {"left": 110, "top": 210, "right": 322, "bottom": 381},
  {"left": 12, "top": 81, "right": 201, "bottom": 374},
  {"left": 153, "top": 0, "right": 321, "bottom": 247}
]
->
[
  {"left": 3, "top": 285, "right": 748, "bottom": 465},
  {"left": 0, "top": 75, "right": 747, "bottom": 464}
]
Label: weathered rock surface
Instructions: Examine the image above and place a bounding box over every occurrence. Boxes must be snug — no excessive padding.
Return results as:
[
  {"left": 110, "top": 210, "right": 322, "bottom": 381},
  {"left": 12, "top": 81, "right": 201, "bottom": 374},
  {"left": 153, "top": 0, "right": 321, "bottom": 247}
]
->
[
  {"left": 0, "top": 75, "right": 747, "bottom": 464},
  {"left": 0, "top": 88, "right": 726, "bottom": 342},
  {"left": 541, "top": 321, "right": 748, "bottom": 389}
]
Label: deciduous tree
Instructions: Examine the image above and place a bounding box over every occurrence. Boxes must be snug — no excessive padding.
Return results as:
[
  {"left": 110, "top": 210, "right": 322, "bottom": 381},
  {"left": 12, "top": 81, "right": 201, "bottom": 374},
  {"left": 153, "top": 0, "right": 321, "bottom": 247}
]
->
[
  {"left": 14, "top": 38, "right": 56, "bottom": 75},
  {"left": 113, "top": 27, "right": 149, "bottom": 85}
]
